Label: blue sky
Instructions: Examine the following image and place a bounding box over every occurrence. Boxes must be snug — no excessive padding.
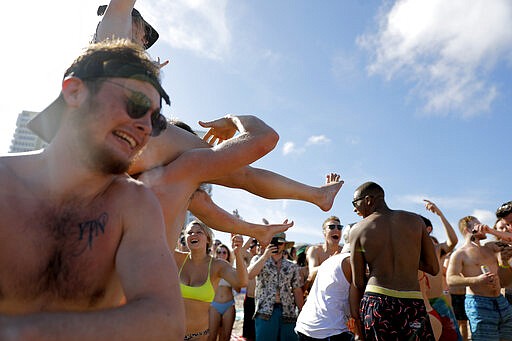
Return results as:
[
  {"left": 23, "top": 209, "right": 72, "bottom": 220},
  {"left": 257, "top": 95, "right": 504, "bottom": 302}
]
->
[{"left": 2, "top": 0, "right": 511, "bottom": 248}]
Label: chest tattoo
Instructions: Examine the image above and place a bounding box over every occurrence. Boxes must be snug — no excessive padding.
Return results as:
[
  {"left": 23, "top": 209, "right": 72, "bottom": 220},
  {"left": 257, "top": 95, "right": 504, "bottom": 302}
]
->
[{"left": 74, "top": 213, "right": 109, "bottom": 256}]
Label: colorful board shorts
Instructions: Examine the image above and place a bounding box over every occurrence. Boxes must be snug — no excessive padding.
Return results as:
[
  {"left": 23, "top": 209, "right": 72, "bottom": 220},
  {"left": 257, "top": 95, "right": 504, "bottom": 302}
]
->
[
  {"left": 360, "top": 285, "right": 434, "bottom": 341},
  {"left": 465, "top": 294, "right": 512, "bottom": 341},
  {"left": 429, "top": 296, "right": 462, "bottom": 341}
]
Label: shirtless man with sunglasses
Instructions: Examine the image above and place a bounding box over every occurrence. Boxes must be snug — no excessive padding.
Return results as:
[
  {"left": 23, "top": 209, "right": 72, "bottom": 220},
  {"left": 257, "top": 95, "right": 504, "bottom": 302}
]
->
[
  {"left": 305, "top": 214, "right": 344, "bottom": 292},
  {"left": 0, "top": 40, "right": 186, "bottom": 340}
]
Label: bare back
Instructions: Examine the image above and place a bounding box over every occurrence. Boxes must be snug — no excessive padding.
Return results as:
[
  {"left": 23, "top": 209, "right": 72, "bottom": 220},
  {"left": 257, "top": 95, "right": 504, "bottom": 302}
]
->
[{"left": 351, "top": 209, "right": 437, "bottom": 291}]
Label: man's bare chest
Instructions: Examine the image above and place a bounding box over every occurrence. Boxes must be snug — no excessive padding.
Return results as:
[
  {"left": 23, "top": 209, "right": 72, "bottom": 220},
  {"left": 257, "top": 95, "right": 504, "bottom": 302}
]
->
[{"left": 0, "top": 196, "right": 123, "bottom": 306}]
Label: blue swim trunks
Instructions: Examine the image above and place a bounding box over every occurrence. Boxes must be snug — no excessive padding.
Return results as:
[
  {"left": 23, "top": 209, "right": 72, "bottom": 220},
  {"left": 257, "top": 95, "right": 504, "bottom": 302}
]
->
[{"left": 465, "top": 294, "right": 512, "bottom": 341}]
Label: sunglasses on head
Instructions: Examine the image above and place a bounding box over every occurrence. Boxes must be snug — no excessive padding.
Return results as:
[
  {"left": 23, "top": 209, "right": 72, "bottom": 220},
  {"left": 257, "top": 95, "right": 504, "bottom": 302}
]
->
[
  {"left": 327, "top": 224, "right": 343, "bottom": 230},
  {"left": 497, "top": 202, "right": 512, "bottom": 218},
  {"left": 103, "top": 80, "right": 167, "bottom": 137}
]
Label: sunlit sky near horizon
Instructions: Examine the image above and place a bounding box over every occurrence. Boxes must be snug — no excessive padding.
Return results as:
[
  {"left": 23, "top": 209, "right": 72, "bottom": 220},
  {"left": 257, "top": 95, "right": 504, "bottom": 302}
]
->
[{"left": 1, "top": 0, "right": 511, "bottom": 248}]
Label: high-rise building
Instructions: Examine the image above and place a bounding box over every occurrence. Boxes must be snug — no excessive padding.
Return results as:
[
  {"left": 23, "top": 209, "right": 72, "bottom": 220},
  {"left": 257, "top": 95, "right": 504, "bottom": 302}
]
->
[{"left": 9, "top": 111, "right": 47, "bottom": 153}]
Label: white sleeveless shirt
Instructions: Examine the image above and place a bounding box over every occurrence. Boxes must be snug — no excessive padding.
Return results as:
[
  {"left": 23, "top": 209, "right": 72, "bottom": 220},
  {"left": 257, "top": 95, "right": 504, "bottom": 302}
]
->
[{"left": 295, "top": 252, "right": 351, "bottom": 338}]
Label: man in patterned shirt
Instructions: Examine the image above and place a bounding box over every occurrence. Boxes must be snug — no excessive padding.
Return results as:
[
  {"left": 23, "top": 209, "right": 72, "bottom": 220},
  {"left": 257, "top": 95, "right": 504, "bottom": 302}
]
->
[{"left": 248, "top": 232, "right": 304, "bottom": 341}]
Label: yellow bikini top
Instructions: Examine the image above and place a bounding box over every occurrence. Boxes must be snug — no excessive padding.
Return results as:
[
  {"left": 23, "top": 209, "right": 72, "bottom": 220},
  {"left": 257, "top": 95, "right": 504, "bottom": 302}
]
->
[{"left": 179, "top": 255, "right": 215, "bottom": 303}]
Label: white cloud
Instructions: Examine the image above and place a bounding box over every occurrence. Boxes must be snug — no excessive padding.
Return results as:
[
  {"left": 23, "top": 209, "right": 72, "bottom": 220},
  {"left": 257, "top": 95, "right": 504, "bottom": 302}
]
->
[
  {"left": 306, "top": 135, "right": 331, "bottom": 146},
  {"left": 397, "top": 194, "right": 486, "bottom": 210},
  {"left": 358, "top": 0, "right": 512, "bottom": 117},
  {"left": 283, "top": 135, "right": 332, "bottom": 156},
  {"left": 144, "top": 0, "right": 231, "bottom": 60},
  {"left": 282, "top": 141, "right": 304, "bottom": 156},
  {"left": 472, "top": 209, "right": 496, "bottom": 227}
]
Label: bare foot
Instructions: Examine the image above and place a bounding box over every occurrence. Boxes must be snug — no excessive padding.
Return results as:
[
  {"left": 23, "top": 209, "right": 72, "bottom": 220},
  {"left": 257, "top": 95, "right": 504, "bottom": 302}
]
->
[
  {"left": 250, "top": 219, "right": 294, "bottom": 247},
  {"left": 315, "top": 173, "right": 344, "bottom": 211}
]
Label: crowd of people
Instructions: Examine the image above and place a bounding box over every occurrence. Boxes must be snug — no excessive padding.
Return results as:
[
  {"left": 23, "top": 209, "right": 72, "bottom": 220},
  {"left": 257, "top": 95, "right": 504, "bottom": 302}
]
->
[
  {"left": 1, "top": 1, "right": 511, "bottom": 340},
  {"left": 171, "top": 194, "right": 512, "bottom": 341}
]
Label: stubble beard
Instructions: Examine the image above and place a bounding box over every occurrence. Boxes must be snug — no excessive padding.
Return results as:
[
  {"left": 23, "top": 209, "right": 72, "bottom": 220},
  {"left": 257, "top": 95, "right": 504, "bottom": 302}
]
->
[{"left": 72, "top": 98, "right": 133, "bottom": 175}]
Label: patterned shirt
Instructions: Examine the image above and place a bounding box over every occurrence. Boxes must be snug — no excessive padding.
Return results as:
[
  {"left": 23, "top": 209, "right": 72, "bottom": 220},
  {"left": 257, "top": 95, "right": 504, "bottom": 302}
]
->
[{"left": 251, "top": 255, "right": 302, "bottom": 323}]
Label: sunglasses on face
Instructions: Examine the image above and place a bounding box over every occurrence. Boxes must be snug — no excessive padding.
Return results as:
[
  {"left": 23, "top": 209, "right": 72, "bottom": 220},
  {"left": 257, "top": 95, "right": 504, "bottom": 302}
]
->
[
  {"left": 216, "top": 250, "right": 228, "bottom": 255},
  {"left": 103, "top": 80, "right": 167, "bottom": 137},
  {"left": 352, "top": 196, "right": 365, "bottom": 207},
  {"left": 327, "top": 224, "right": 343, "bottom": 230}
]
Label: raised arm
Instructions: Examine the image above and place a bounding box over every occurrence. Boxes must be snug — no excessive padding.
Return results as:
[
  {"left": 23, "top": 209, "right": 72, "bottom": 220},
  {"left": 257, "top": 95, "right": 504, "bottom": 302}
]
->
[
  {"left": 424, "top": 199, "right": 458, "bottom": 253},
  {"left": 148, "top": 115, "right": 278, "bottom": 186},
  {"left": 187, "top": 188, "right": 293, "bottom": 247},
  {"left": 247, "top": 246, "right": 276, "bottom": 280},
  {"left": 129, "top": 123, "right": 211, "bottom": 175},
  {"left": 95, "top": 0, "right": 135, "bottom": 42},
  {"left": 0, "top": 186, "right": 184, "bottom": 341},
  {"left": 217, "top": 235, "right": 248, "bottom": 291},
  {"left": 486, "top": 227, "right": 512, "bottom": 242}
]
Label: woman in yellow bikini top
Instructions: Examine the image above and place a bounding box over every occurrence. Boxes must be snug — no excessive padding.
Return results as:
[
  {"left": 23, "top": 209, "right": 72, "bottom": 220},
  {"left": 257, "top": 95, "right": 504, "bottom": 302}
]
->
[
  {"left": 179, "top": 255, "right": 215, "bottom": 303},
  {"left": 174, "top": 221, "right": 248, "bottom": 341}
]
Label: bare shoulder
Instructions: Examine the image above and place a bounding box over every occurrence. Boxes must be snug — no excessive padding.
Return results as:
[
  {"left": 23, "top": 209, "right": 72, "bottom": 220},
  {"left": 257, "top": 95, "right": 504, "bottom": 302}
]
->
[
  {"left": 306, "top": 244, "right": 322, "bottom": 257},
  {"left": 349, "top": 220, "right": 370, "bottom": 238},
  {"left": 174, "top": 250, "right": 188, "bottom": 263},
  {"left": 0, "top": 151, "right": 38, "bottom": 174},
  {"left": 213, "top": 257, "right": 231, "bottom": 273},
  {"left": 0, "top": 157, "right": 12, "bottom": 183},
  {"left": 111, "top": 175, "right": 152, "bottom": 197},
  {"left": 394, "top": 210, "right": 423, "bottom": 223},
  {"left": 110, "top": 175, "right": 163, "bottom": 225},
  {"left": 449, "top": 245, "right": 468, "bottom": 261}
]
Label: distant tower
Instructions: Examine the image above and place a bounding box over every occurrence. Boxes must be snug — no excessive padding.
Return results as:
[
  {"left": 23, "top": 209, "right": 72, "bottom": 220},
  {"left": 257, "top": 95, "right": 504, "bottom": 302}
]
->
[{"left": 9, "top": 111, "right": 47, "bottom": 153}]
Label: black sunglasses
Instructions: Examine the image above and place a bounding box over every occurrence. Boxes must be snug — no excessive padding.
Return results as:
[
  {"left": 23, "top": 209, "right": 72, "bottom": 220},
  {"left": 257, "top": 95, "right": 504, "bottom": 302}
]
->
[
  {"left": 352, "top": 196, "right": 365, "bottom": 207},
  {"left": 104, "top": 80, "right": 167, "bottom": 137},
  {"left": 327, "top": 224, "right": 343, "bottom": 230}
]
